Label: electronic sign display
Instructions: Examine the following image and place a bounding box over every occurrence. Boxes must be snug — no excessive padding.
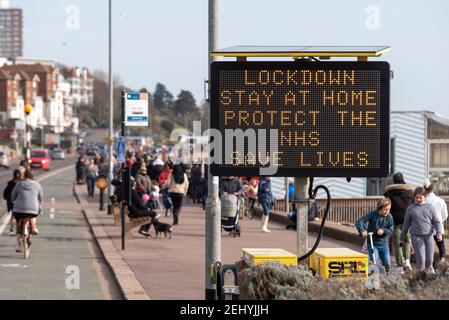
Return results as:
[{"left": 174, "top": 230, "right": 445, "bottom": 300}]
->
[{"left": 210, "top": 61, "right": 390, "bottom": 177}]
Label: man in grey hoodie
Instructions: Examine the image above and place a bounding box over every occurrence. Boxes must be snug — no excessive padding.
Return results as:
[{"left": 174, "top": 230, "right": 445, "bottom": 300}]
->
[{"left": 11, "top": 170, "right": 43, "bottom": 236}]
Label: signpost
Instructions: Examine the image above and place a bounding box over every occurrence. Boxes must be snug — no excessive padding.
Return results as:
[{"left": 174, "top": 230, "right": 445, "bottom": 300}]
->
[
  {"left": 120, "top": 90, "right": 150, "bottom": 250},
  {"left": 124, "top": 92, "right": 149, "bottom": 127},
  {"left": 97, "top": 178, "right": 108, "bottom": 211},
  {"left": 117, "top": 137, "right": 126, "bottom": 164},
  {"left": 210, "top": 61, "right": 390, "bottom": 178}
]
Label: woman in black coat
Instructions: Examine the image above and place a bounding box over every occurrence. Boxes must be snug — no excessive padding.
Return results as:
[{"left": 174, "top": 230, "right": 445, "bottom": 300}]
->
[{"left": 384, "top": 172, "right": 414, "bottom": 270}]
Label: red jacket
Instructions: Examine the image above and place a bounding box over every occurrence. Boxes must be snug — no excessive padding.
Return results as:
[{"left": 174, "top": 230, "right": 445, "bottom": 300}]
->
[{"left": 158, "top": 168, "right": 173, "bottom": 186}]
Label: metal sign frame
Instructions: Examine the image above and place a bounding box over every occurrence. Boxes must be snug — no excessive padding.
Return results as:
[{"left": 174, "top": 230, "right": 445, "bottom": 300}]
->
[
  {"left": 124, "top": 92, "right": 149, "bottom": 127},
  {"left": 210, "top": 61, "right": 390, "bottom": 177}
]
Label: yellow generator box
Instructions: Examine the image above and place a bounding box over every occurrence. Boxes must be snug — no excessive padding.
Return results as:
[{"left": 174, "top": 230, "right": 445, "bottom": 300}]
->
[
  {"left": 309, "top": 248, "right": 368, "bottom": 279},
  {"left": 242, "top": 248, "right": 297, "bottom": 267}
]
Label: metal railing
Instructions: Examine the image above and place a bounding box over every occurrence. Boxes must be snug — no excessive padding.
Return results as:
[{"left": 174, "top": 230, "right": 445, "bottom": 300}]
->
[
  {"left": 274, "top": 196, "right": 449, "bottom": 229},
  {"left": 274, "top": 197, "right": 381, "bottom": 225}
]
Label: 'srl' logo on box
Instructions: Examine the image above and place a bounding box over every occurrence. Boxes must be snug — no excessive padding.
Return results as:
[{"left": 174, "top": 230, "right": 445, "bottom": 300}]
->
[{"left": 328, "top": 260, "right": 367, "bottom": 277}]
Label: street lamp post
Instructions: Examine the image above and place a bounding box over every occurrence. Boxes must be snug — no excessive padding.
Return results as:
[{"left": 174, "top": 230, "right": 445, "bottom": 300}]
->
[
  {"left": 24, "top": 104, "right": 33, "bottom": 170},
  {"left": 62, "top": 42, "right": 69, "bottom": 65},
  {"left": 107, "top": 0, "right": 114, "bottom": 216}
]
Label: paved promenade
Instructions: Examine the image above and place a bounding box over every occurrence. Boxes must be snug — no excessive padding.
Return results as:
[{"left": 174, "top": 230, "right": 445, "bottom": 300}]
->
[{"left": 75, "top": 180, "right": 360, "bottom": 300}]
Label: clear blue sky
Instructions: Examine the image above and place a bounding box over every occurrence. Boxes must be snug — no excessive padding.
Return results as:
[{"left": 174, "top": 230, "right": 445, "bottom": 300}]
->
[{"left": 14, "top": 0, "right": 449, "bottom": 117}]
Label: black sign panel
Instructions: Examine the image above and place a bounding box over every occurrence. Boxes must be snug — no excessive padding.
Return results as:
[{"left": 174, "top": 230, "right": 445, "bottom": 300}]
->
[{"left": 210, "top": 61, "right": 390, "bottom": 177}]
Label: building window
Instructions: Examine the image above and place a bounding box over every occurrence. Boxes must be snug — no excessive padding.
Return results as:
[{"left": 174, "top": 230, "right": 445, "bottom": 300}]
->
[{"left": 431, "top": 143, "right": 449, "bottom": 168}]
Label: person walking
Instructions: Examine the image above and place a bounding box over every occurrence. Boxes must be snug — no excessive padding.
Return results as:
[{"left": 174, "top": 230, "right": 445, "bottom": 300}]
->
[
  {"left": 384, "top": 172, "right": 414, "bottom": 271},
  {"left": 166, "top": 164, "right": 189, "bottom": 225},
  {"left": 246, "top": 177, "right": 259, "bottom": 216},
  {"left": 11, "top": 170, "right": 43, "bottom": 238},
  {"left": 75, "top": 155, "right": 86, "bottom": 184},
  {"left": 424, "top": 179, "right": 448, "bottom": 263},
  {"left": 400, "top": 187, "right": 444, "bottom": 272},
  {"left": 85, "top": 159, "right": 98, "bottom": 198},
  {"left": 258, "top": 176, "right": 274, "bottom": 233},
  {"left": 3, "top": 169, "right": 23, "bottom": 236},
  {"left": 356, "top": 197, "right": 394, "bottom": 272}
]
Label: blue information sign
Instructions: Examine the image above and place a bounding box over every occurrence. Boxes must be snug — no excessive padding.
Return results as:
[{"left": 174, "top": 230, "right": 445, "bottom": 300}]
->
[{"left": 117, "top": 137, "right": 126, "bottom": 164}]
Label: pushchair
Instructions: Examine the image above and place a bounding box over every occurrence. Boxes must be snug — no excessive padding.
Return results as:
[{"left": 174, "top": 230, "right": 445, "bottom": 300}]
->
[{"left": 221, "top": 194, "right": 241, "bottom": 237}]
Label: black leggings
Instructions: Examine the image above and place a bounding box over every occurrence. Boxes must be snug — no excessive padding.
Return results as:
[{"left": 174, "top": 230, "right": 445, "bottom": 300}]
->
[
  {"left": 249, "top": 198, "right": 256, "bottom": 210},
  {"left": 169, "top": 193, "right": 184, "bottom": 217}
]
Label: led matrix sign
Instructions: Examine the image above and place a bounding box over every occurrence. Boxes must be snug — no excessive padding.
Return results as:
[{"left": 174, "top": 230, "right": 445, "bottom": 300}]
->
[{"left": 210, "top": 61, "right": 390, "bottom": 177}]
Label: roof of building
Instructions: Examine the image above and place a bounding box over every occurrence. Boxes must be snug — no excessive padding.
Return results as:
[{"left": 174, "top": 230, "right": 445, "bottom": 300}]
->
[
  {"left": 0, "top": 69, "right": 10, "bottom": 80},
  {"left": 3, "top": 63, "right": 54, "bottom": 74},
  {"left": 60, "top": 66, "right": 92, "bottom": 79}
]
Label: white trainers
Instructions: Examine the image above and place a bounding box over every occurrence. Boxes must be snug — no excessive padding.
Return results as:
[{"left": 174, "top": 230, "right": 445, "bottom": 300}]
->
[
  {"left": 426, "top": 266, "right": 435, "bottom": 274},
  {"left": 404, "top": 259, "right": 412, "bottom": 272},
  {"left": 261, "top": 216, "right": 271, "bottom": 233}
]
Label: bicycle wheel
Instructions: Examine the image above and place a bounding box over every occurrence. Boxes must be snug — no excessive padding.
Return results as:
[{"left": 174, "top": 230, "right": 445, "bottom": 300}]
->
[
  {"left": 239, "top": 198, "right": 245, "bottom": 219},
  {"left": 23, "top": 224, "right": 30, "bottom": 259},
  {"left": 23, "top": 236, "right": 29, "bottom": 259},
  {"left": 247, "top": 205, "right": 254, "bottom": 219},
  {"left": 245, "top": 199, "right": 254, "bottom": 219}
]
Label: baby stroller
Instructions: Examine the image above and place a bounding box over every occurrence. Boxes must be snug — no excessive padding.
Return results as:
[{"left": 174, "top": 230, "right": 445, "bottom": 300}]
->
[{"left": 221, "top": 194, "right": 241, "bottom": 237}]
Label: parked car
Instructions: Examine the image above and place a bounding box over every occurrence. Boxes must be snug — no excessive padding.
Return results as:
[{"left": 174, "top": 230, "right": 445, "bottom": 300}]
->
[
  {"left": 50, "top": 149, "right": 65, "bottom": 160},
  {"left": 0, "top": 150, "right": 10, "bottom": 169},
  {"left": 30, "top": 149, "right": 52, "bottom": 170}
]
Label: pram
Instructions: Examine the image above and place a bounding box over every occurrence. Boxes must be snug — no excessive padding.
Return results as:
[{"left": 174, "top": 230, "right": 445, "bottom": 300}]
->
[{"left": 221, "top": 194, "right": 241, "bottom": 237}]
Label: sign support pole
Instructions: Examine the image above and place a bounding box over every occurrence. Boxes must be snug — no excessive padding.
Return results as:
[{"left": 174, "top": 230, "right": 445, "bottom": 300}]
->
[
  {"left": 205, "top": 0, "right": 221, "bottom": 301},
  {"left": 107, "top": 0, "right": 114, "bottom": 216},
  {"left": 295, "top": 177, "right": 309, "bottom": 263},
  {"left": 121, "top": 90, "right": 126, "bottom": 250}
]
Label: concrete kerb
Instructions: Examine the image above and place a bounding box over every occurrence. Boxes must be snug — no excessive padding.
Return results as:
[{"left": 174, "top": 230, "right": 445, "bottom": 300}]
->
[{"left": 73, "top": 181, "right": 151, "bottom": 300}]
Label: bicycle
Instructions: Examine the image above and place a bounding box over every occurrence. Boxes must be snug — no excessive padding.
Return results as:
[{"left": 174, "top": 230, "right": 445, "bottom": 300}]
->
[
  {"left": 244, "top": 196, "right": 256, "bottom": 219},
  {"left": 238, "top": 195, "right": 245, "bottom": 219},
  {"left": 16, "top": 218, "right": 32, "bottom": 259}
]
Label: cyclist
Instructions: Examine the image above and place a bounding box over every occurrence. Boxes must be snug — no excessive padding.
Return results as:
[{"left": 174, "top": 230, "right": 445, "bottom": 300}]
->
[{"left": 11, "top": 170, "right": 43, "bottom": 238}]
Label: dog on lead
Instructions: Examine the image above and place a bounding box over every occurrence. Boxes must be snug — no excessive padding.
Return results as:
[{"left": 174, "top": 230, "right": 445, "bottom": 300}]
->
[{"left": 152, "top": 218, "right": 173, "bottom": 239}]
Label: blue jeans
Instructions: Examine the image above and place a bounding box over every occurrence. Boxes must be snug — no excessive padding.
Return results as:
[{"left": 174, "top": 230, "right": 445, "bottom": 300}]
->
[
  {"left": 261, "top": 203, "right": 272, "bottom": 217},
  {"left": 367, "top": 241, "right": 391, "bottom": 271},
  {"left": 86, "top": 177, "right": 96, "bottom": 197}
]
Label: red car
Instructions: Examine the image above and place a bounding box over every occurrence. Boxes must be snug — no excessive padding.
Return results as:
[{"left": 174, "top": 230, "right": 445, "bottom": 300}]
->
[{"left": 30, "top": 149, "right": 51, "bottom": 171}]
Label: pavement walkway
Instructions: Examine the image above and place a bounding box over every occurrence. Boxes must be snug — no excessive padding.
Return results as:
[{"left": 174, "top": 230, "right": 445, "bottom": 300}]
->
[{"left": 74, "top": 181, "right": 361, "bottom": 300}]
